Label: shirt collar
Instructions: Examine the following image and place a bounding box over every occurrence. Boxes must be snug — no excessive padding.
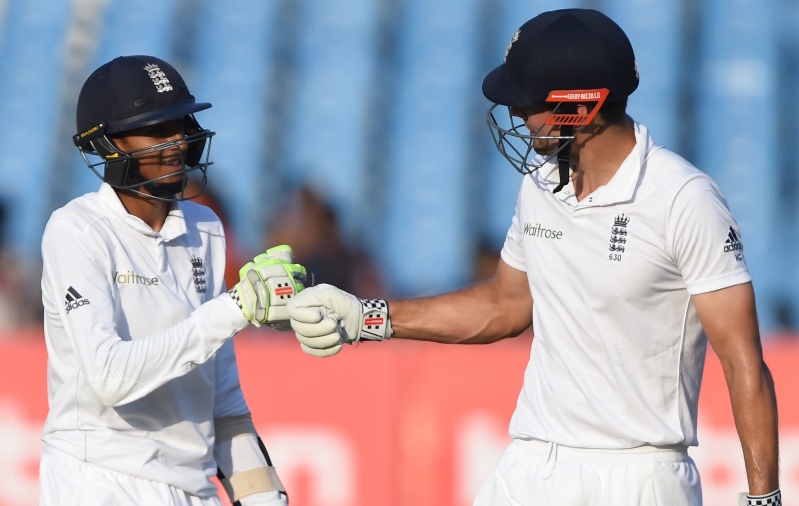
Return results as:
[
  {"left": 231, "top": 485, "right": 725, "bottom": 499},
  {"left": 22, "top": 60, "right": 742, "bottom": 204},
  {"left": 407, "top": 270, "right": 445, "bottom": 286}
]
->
[
  {"left": 534, "top": 120, "right": 656, "bottom": 207},
  {"left": 588, "top": 121, "right": 656, "bottom": 206}
]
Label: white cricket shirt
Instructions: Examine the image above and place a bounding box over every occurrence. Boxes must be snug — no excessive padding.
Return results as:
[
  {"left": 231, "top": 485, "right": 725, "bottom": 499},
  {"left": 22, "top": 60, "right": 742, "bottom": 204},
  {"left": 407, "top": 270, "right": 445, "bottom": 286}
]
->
[
  {"left": 40, "top": 183, "right": 250, "bottom": 496},
  {"left": 501, "top": 122, "right": 751, "bottom": 449}
]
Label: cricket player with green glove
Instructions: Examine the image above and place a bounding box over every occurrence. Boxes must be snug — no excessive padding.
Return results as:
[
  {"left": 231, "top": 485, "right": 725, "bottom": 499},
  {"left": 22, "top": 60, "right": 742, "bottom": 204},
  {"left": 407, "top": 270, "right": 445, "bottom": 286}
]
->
[{"left": 40, "top": 55, "right": 305, "bottom": 506}]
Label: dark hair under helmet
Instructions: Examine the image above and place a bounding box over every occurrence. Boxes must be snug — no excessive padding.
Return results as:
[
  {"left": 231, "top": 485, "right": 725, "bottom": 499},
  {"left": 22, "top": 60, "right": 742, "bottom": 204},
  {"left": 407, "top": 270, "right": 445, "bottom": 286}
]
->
[
  {"left": 73, "top": 55, "right": 214, "bottom": 200},
  {"left": 482, "top": 8, "right": 639, "bottom": 107}
]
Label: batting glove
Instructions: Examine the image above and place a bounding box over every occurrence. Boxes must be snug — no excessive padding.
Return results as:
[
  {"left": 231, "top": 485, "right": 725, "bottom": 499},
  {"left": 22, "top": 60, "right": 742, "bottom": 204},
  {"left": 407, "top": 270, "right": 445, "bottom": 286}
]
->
[
  {"left": 229, "top": 245, "right": 307, "bottom": 330},
  {"left": 286, "top": 283, "right": 391, "bottom": 357}
]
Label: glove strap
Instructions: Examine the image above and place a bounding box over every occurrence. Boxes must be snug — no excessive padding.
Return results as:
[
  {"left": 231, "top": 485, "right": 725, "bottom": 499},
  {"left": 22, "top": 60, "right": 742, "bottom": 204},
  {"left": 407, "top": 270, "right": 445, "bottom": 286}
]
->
[
  {"left": 744, "top": 489, "right": 781, "bottom": 506},
  {"left": 357, "top": 299, "right": 391, "bottom": 342}
]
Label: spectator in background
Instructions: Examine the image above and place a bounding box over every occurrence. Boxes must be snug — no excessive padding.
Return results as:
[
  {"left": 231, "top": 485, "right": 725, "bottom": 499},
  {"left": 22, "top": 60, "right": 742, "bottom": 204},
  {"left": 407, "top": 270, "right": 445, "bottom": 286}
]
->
[
  {"left": 0, "top": 256, "right": 28, "bottom": 332},
  {"left": 471, "top": 240, "right": 502, "bottom": 283},
  {"left": 0, "top": 201, "right": 41, "bottom": 332},
  {"left": 266, "top": 185, "right": 387, "bottom": 299}
]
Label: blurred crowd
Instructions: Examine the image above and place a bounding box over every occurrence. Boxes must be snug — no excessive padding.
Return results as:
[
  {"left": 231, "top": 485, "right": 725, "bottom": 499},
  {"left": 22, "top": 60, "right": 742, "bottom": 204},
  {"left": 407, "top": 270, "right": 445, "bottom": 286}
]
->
[
  {"left": 0, "top": 201, "right": 44, "bottom": 334},
  {"left": 5, "top": 178, "right": 797, "bottom": 341}
]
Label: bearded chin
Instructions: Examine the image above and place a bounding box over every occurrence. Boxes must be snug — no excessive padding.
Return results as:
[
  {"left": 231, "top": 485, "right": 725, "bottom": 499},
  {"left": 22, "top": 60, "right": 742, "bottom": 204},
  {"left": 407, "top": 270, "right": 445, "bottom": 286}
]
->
[{"left": 534, "top": 144, "right": 558, "bottom": 157}]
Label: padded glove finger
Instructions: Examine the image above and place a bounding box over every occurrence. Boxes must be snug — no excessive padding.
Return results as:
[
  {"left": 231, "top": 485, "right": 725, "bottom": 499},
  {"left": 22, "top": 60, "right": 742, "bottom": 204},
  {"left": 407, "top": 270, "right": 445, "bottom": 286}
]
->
[
  {"left": 290, "top": 316, "right": 339, "bottom": 338},
  {"left": 294, "top": 326, "right": 343, "bottom": 350},
  {"left": 299, "top": 340, "right": 343, "bottom": 358}
]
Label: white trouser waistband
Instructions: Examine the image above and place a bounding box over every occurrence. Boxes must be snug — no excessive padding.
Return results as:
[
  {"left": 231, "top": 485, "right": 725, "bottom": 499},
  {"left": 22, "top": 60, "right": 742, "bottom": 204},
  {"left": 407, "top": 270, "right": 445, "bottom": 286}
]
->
[{"left": 513, "top": 437, "right": 689, "bottom": 479}]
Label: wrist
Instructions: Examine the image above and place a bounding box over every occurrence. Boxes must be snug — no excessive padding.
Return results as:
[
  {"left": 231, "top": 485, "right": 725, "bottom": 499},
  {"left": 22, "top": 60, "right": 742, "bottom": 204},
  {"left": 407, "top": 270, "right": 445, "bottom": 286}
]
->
[
  {"left": 747, "top": 489, "right": 781, "bottom": 506},
  {"left": 227, "top": 286, "right": 257, "bottom": 327},
  {"left": 355, "top": 298, "right": 391, "bottom": 342}
]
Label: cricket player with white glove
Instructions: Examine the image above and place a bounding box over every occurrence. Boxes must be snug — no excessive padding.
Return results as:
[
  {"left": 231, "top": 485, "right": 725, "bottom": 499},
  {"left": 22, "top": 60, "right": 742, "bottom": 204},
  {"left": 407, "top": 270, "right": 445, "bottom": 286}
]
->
[
  {"left": 40, "top": 55, "right": 303, "bottom": 506},
  {"left": 288, "top": 9, "right": 780, "bottom": 506}
]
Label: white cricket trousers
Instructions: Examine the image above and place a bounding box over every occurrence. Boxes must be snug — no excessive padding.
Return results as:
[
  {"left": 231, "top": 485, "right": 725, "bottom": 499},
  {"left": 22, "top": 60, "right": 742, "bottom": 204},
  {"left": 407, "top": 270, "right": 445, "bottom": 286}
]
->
[
  {"left": 39, "top": 447, "right": 221, "bottom": 506},
  {"left": 474, "top": 438, "right": 702, "bottom": 506}
]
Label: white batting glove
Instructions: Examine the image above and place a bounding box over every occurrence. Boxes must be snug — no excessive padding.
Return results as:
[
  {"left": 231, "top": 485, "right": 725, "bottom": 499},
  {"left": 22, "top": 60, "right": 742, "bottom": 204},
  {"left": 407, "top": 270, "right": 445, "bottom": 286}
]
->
[
  {"left": 229, "top": 245, "right": 307, "bottom": 330},
  {"left": 286, "top": 283, "right": 391, "bottom": 357}
]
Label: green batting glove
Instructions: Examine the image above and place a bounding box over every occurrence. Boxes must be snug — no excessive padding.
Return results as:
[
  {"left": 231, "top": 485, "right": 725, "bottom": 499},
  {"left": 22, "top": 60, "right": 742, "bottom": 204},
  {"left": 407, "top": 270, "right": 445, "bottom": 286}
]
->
[{"left": 229, "top": 245, "right": 307, "bottom": 330}]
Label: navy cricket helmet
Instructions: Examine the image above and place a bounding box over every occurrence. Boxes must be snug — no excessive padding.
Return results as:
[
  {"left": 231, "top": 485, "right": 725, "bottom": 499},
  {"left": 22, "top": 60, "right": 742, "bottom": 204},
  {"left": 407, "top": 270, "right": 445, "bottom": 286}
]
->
[
  {"left": 483, "top": 8, "right": 638, "bottom": 107},
  {"left": 73, "top": 55, "right": 215, "bottom": 200},
  {"left": 482, "top": 9, "right": 638, "bottom": 189}
]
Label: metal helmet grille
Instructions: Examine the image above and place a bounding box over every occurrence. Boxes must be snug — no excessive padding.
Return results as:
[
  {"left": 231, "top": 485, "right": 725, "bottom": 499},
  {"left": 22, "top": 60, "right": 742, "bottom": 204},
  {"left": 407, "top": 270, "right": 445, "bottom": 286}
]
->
[
  {"left": 486, "top": 103, "right": 572, "bottom": 176},
  {"left": 485, "top": 88, "right": 609, "bottom": 176},
  {"left": 78, "top": 126, "right": 216, "bottom": 202}
]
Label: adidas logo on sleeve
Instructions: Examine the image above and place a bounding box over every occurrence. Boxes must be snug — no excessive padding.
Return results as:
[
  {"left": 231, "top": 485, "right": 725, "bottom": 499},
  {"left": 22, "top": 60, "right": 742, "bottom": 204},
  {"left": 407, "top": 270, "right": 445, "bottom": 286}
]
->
[
  {"left": 723, "top": 226, "right": 745, "bottom": 263},
  {"left": 64, "top": 286, "right": 91, "bottom": 314},
  {"left": 723, "top": 226, "right": 742, "bottom": 253}
]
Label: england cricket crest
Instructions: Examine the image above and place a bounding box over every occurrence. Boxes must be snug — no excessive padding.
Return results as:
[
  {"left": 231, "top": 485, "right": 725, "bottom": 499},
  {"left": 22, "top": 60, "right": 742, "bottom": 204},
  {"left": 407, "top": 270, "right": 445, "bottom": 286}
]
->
[
  {"left": 143, "top": 63, "right": 173, "bottom": 93},
  {"left": 608, "top": 214, "right": 629, "bottom": 262},
  {"left": 190, "top": 256, "right": 207, "bottom": 293}
]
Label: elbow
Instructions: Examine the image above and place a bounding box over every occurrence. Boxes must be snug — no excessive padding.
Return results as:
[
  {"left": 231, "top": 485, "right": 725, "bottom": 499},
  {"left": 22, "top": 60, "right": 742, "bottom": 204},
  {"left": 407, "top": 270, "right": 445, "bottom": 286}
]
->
[
  {"left": 506, "top": 316, "right": 533, "bottom": 339},
  {"left": 488, "top": 307, "right": 532, "bottom": 343},
  {"left": 459, "top": 318, "right": 531, "bottom": 345},
  {"left": 719, "top": 356, "right": 775, "bottom": 396},
  {"left": 86, "top": 372, "right": 137, "bottom": 407}
]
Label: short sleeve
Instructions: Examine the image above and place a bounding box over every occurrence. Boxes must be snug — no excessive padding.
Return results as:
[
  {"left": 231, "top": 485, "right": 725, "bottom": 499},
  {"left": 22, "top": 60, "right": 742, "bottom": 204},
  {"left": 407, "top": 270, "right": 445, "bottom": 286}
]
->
[{"left": 667, "top": 176, "right": 751, "bottom": 295}]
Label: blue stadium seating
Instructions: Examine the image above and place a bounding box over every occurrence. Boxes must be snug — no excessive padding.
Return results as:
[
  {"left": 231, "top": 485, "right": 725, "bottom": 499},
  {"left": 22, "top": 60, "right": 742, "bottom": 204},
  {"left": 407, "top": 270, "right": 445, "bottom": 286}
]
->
[
  {"left": 282, "top": 0, "right": 380, "bottom": 248},
  {"left": 695, "top": 0, "right": 781, "bottom": 332},
  {"left": 190, "top": 0, "right": 279, "bottom": 254},
  {"left": 606, "top": 0, "right": 681, "bottom": 151},
  {"left": 0, "top": 0, "right": 72, "bottom": 259},
  {"left": 382, "top": 0, "right": 484, "bottom": 295},
  {"left": 0, "top": 0, "right": 794, "bottom": 332},
  {"left": 779, "top": 0, "right": 799, "bottom": 330}
]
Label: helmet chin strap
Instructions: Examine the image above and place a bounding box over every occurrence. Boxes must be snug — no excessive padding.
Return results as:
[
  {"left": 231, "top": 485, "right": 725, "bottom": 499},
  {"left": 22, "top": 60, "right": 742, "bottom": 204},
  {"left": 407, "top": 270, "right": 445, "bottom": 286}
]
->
[
  {"left": 143, "top": 179, "right": 187, "bottom": 199},
  {"left": 553, "top": 124, "right": 573, "bottom": 194}
]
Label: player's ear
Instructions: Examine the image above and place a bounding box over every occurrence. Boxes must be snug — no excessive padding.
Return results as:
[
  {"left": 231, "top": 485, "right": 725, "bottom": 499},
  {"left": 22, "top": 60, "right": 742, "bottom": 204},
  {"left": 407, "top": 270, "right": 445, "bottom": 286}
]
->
[{"left": 577, "top": 103, "right": 606, "bottom": 129}]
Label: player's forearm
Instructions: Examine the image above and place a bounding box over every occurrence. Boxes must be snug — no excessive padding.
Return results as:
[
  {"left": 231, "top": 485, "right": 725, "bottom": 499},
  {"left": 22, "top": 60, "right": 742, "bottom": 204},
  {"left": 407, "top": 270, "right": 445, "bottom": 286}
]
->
[
  {"left": 390, "top": 282, "right": 531, "bottom": 344},
  {"left": 87, "top": 295, "right": 246, "bottom": 406},
  {"left": 724, "top": 360, "right": 779, "bottom": 495}
]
